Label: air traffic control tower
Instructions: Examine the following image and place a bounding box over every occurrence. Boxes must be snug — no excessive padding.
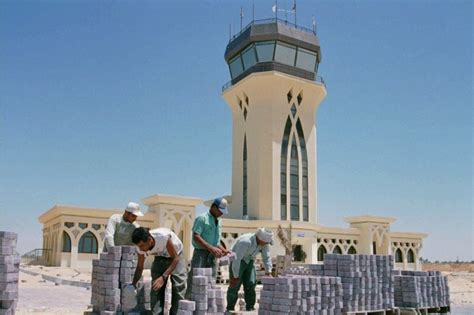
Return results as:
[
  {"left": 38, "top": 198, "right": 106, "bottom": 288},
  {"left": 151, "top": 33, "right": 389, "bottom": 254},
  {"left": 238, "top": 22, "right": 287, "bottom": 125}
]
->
[{"left": 222, "top": 18, "right": 327, "bottom": 225}]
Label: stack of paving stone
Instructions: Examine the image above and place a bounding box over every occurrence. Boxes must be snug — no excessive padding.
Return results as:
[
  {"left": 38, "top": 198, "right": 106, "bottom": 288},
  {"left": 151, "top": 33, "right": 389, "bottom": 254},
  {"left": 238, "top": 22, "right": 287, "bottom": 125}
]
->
[
  {"left": 90, "top": 246, "right": 150, "bottom": 314},
  {"left": 285, "top": 263, "right": 325, "bottom": 276},
  {"left": 323, "top": 254, "right": 395, "bottom": 313},
  {"left": 176, "top": 300, "right": 195, "bottom": 315},
  {"left": 0, "top": 231, "right": 19, "bottom": 315},
  {"left": 393, "top": 270, "right": 450, "bottom": 309},
  {"left": 190, "top": 268, "right": 226, "bottom": 315},
  {"left": 218, "top": 252, "right": 236, "bottom": 267},
  {"left": 258, "top": 275, "right": 343, "bottom": 315}
]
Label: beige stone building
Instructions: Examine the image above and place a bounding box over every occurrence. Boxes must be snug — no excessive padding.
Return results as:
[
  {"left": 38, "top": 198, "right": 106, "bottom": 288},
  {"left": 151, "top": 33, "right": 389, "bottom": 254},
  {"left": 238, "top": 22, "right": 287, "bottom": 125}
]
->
[{"left": 38, "top": 19, "right": 427, "bottom": 270}]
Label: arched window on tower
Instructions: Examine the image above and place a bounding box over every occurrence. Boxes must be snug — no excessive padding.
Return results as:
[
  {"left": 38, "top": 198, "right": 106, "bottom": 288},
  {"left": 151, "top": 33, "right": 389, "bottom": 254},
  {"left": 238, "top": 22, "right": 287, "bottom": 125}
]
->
[
  {"left": 280, "top": 118, "right": 292, "bottom": 220},
  {"left": 333, "top": 245, "right": 342, "bottom": 254},
  {"left": 317, "top": 245, "right": 327, "bottom": 262},
  {"left": 78, "top": 232, "right": 98, "bottom": 254},
  {"left": 296, "top": 119, "right": 309, "bottom": 221},
  {"left": 395, "top": 248, "right": 403, "bottom": 263},
  {"left": 243, "top": 135, "right": 248, "bottom": 217},
  {"left": 62, "top": 231, "right": 71, "bottom": 253},
  {"left": 290, "top": 135, "right": 300, "bottom": 220},
  {"left": 407, "top": 249, "right": 415, "bottom": 263}
]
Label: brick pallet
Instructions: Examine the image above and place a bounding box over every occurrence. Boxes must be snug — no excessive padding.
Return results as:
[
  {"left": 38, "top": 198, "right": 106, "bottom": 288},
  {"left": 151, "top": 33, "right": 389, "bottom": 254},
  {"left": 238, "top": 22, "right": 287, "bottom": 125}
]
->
[
  {"left": 0, "top": 231, "right": 19, "bottom": 315},
  {"left": 258, "top": 275, "right": 344, "bottom": 315},
  {"left": 89, "top": 246, "right": 151, "bottom": 314},
  {"left": 393, "top": 270, "right": 450, "bottom": 310}
]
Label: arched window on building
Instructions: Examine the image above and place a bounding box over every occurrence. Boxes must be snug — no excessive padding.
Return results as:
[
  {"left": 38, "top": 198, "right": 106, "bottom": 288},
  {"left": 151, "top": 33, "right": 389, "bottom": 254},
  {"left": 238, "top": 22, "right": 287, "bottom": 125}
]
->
[
  {"left": 317, "top": 245, "right": 327, "bottom": 262},
  {"left": 348, "top": 246, "right": 357, "bottom": 254},
  {"left": 395, "top": 248, "right": 403, "bottom": 263},
  {"left": 243, "top": 135, "right": 248, "bottom": 217},
  {"left": 407, "top": 249, "right": 415, "bottom": 263},
  {"left": 280, "top": 118, "right": 292, "bottom": 220},
  {"left": 62, "top": 231, "right": 71, "bottom": 253},
  {"left": 333, "top": 245, "right": 342, "bottom": 254},
  {"left": 78, "top": 232, "right": 98, "bottom": 254}
]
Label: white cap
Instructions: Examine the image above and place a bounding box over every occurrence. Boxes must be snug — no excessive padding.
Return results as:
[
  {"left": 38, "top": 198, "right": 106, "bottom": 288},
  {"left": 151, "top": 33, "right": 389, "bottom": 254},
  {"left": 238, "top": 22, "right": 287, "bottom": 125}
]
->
[
  {"left": 256, "top": 228, "right": 274, "bottom": 244},
  {"left": 125, "top": 202, "right": 144, "bottom": 217}
]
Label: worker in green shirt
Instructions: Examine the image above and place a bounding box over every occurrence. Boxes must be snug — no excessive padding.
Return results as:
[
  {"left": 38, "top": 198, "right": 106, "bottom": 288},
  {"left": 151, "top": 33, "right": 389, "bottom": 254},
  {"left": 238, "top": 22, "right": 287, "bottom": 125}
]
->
[
  {"left": 184, "top": 197, "right": 229, "bottom": 299},
  {"left": 226, "top": 228, "right": 274, "bottom": 312}
]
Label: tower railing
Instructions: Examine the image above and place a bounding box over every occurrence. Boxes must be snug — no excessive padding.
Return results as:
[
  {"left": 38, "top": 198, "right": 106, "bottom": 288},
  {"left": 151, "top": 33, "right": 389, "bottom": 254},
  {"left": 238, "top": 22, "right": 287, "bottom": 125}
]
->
[
  {"left": 222, "top": 75, "right": 325, "bottom": 93},
  {"left": 230, "top": 18, "right": 317, "bottom": 42}
]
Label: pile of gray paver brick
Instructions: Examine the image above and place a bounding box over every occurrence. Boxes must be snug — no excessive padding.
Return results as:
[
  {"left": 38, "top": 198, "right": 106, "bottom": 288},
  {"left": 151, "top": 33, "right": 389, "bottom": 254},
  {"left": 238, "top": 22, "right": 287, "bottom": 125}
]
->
[
  {"left": 89, "top": 246, "right": 150, "bottom": 314},
  {"left": 176, "top": 300, "right": 195, "bottom": 315},
  {"left": 185, "top": 267, "right": 225, "bottom": 315},
  {"left": 393, "top": 270, "right": 450, "bottom": 309},
  {"left": 258, "top": 275, "right": 343, "bottom": 315},
  {"left": 324, "top": 254, "right": 395, "bottom": 313},
  {"left": 0, "top": 232, "right": 19, "bottom": 315},
  {"left": 285, "top": 254, "right": 396, "bottom": 313}
]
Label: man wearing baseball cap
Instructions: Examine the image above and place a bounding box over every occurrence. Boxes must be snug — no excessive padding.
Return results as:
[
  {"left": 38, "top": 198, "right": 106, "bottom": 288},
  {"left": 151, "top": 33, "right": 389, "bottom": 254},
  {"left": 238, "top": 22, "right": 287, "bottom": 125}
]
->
[
  {"left": 103, "top": 202, "right": 144, "bottom": 251},
  {"left": 226, "top": 228, "right": 274, "bottom": 312},
  {"left": 184, "top": 197, "right": 229, "bottom": 299}
]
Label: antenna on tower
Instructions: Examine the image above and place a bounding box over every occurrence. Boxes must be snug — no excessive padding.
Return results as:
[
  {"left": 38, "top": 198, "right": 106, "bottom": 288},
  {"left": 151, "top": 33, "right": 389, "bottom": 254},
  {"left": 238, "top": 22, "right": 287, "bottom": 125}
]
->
[
  {"left": 240, "top": 7, "right": 244, "bottom": 30},
  {"left": 229, "top": 23, "right": 232, "bottom": 40},
  {"left": 272, "top": 0, "right": 278, "bottom": 19},
  {"left": 252, "top": 3, "right": 255, "bottom": 22},
  {"left": 293, "top": 0, "right": 297, "bottom": 25},
  {"left": 312, "top": 15, "right": 317, "bottom": 34}
]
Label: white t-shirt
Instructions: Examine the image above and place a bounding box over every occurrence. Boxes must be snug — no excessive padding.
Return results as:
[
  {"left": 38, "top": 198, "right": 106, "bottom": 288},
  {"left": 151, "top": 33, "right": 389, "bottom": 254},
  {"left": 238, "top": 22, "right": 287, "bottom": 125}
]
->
[{"left": 137, "top": 228, "right": 183, "bottom": 258}]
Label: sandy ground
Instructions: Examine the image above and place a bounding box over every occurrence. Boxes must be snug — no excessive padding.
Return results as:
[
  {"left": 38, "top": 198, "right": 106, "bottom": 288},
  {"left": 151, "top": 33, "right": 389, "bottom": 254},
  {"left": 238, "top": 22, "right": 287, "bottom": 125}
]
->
[{"left": 15, "top": 265, "right": 474, "bottom": 314}]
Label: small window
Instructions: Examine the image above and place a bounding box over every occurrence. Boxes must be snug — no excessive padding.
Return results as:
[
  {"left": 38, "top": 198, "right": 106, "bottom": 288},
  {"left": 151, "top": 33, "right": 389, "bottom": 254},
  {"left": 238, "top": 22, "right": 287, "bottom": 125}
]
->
[
  {"left": 348, "top": 246, "right": 357, "bottom": 254},
  {"left": 317, "top": 245, "right": 327, "bottom": 261},
  {"left": 229, "top": 55, "right": 244, "bottom": 79},
  {"left": 296, "top": 47, "right": 317, "bottom": 72},
  {"left": 255, "top": 41, "right": 275, "bottom": 62},
  {"left": 92, "top": 224, "right": 101, "bottom": 231},
  {"left": 241, "top": 45, "right": 257, "bottom": 70},
  {"left": 395, "top": 248, "right": 403, "bottom": 263},
  {"left": 274, "top": 42, "right": 297, "bottom": 66},
  {"left": 79, "top": 223, "right": 88, "bottom": 229},
  {"left": 333, "top": 245, "right": 342, "bottom": 254},
  {"left": 62, "top": 231, "right": 71, "bottom": 253},
  {"left": 407, "top": 249, "right": 415, "bottom": 263},
  {"left": 64, "top": 222, "right": 74, "bottom": 228},
  {"left": 78, "top": 232, "right": 98, "bottom": 254}
]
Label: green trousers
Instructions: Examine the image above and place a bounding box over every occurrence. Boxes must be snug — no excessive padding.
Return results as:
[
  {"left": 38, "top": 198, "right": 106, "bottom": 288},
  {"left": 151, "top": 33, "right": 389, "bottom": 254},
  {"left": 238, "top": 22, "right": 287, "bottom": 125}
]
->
[
  {"left": 150, "top": 255, "right": 187, "bottom": 315},
  {"left": 184, "top": 249, "right": 217, "bottom": 299},
  {"left": 226, "top": 260, "right": 256, "bottom": 311}
]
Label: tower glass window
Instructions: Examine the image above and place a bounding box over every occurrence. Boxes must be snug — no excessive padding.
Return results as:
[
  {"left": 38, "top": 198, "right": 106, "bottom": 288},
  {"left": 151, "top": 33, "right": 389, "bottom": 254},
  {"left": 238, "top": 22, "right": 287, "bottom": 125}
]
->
[
  {"left": 280, "top": 118, "right": 292, "bottom": 220},
  {"left": 229, "top": 55, "right": 244, "bottom": 79},
  {"left": 243, "top": 135, "right": 248, "bottom": 217},
  {"left": 255, "top": 41, "right": 275, "bottom": 62},
  {"left": 242, "top": 45, "right": 257, "bottom": 70},
  {"left": 274, "top": 42, "right": 297, "bottom": 67},
  {"left": 296, "top": 47, "right": 317, "bottom": 72}
]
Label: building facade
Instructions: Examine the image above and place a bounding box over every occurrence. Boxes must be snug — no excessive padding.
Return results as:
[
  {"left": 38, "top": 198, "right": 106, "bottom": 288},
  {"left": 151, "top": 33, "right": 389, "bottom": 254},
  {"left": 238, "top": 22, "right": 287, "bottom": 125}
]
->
[{"left": 37, "top": 19, "right": 427, "bottom": 271}]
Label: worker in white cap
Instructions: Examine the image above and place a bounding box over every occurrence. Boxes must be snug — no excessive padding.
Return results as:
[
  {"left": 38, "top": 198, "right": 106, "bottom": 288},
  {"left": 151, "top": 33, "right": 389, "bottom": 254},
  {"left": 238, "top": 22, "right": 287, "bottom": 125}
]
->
[
  {"left": 226, "top": 228, "right": 274, "bottom": 312},
  {"left": 103, "top": 202, "right": 144, "bottom": 251}
]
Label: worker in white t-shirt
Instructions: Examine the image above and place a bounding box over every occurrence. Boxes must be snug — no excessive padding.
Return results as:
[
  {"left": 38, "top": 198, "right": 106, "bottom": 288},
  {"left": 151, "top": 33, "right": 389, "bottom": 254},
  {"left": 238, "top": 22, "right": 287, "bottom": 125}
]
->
[{"left": 131, "top": 227, "right": 186, "bottom": 315}]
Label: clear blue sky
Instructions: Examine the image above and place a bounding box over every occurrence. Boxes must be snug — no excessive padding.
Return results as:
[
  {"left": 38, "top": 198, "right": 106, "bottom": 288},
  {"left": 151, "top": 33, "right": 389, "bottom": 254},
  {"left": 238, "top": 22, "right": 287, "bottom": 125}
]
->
[{"left": 0, "top": 0, "right": 471, "bottom": 261}]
